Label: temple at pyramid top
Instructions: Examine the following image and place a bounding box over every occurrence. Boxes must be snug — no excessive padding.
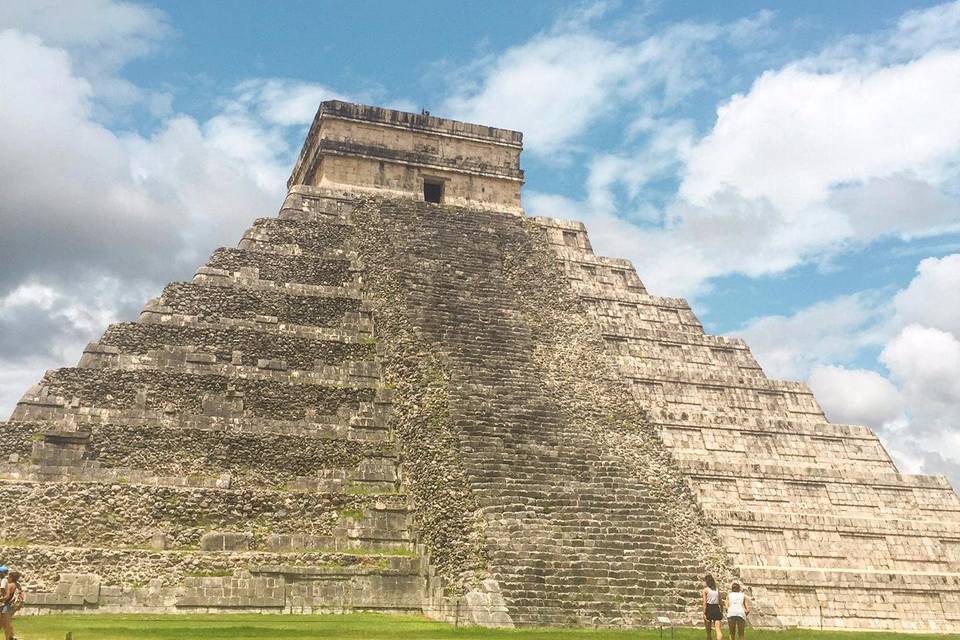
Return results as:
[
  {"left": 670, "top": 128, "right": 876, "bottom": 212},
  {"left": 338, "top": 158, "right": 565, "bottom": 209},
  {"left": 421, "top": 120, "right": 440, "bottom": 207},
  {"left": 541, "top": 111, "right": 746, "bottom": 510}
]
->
[{"left": 288, "top": 100, "right": 525, "bottom": 212}]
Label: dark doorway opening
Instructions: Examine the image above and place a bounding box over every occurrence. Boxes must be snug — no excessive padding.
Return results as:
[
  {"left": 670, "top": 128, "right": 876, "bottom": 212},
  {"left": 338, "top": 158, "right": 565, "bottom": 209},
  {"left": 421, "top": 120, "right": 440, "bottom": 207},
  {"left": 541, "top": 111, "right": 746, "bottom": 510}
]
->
[{"left": 423, "top": 179, "right": 444, "bottom": 204}]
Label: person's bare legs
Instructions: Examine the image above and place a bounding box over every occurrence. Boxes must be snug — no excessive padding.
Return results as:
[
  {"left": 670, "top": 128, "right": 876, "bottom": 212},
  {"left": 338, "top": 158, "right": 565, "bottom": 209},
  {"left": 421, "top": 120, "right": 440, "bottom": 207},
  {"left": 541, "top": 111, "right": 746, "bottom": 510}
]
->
[
  {"left": 730, "top": 619, "right": 745, "bottom": 640},
  {"left": 715, "top": 620, "right": 723, "bottom": 640},
  {"left": 705, "top": 618, "right": 713, "bottom": 640},
  {"left": 0, "top": 612, "right": 13, "bottom": 640}
]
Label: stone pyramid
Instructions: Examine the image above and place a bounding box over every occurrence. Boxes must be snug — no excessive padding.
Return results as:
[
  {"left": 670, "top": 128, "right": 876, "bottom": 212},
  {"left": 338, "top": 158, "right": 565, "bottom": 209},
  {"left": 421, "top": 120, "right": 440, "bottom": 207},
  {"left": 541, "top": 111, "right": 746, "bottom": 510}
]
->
[{"left": 2, "top": 101, "right": 958, "bottom": 631}]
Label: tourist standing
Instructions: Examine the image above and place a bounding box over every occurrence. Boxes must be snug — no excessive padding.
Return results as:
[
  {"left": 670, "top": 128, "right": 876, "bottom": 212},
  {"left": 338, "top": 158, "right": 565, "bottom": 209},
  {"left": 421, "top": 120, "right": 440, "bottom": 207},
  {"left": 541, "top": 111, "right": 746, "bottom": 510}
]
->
[
  {"left": 726, "top": 582, "right": 750, "bottom": 640},
  {"left": 702, "top": 574, "right": 724, "bottom": 640},
  {"left": 0, "top": 571, "right": 23, "bottom": 640}
]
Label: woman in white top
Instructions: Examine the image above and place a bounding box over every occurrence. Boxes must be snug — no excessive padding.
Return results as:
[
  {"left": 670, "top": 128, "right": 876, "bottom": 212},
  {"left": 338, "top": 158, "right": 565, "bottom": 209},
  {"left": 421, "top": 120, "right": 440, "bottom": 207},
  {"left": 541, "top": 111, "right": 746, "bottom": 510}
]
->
[
  {"left": 702, "top": 574, "right": 723, "bottom": 640},
  {"left": 725, "top": 581, "right": 750, "bottom": 640}
]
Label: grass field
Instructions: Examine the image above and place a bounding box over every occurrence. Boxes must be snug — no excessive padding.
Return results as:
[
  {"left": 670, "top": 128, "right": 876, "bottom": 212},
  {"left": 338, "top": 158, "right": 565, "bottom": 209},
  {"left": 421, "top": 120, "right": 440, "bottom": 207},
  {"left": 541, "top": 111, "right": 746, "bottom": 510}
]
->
[{"left": 7, "top": 613, "right": 956, "bottom": 640}]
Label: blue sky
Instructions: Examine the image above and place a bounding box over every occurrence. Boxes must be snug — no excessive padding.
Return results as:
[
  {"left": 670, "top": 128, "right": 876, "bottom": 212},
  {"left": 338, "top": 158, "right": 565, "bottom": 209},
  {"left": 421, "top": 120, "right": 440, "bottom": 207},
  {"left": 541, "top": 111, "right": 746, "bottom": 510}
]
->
[{"left": 1, "top": 0, "right": 960, "bottom": 485}]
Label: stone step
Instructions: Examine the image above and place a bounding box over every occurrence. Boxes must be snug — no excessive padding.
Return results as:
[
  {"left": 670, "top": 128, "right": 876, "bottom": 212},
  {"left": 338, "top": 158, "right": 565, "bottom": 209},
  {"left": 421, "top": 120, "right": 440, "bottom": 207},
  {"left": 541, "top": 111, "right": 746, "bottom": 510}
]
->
[
  {"left": 2, "top": 393, "right": 390, "bottom": 442},
  {"left": 582, "top": 299, "right": 704, "bottom": 333},
  {"left": 89, "top": 322, "right": 376, "bottom": 371},
  {"left": 0, "top": 463, "right": 398, "bottom": 494},
  {"left": 613, "top": 353, "right": 767, "bottom": 379},
  {"left": 656, "top": 416, "right": 884, "bottom": 443},
  {"left": 631, "top": 382, "right": 823, "bottom": 418},
  {"left": 14, "top": 367, "right": 377, "bottom": 422},
  {"left": 0, "top": 479, "right": 410, "bottom": 550},
  {"left": 148, "top": 281, "right": 364, "bottom": 328},
  {"left": 188, "top": 268, "right": 364, "bottom": 307},
  {"left": 3, "top": 422, "right": 399, "bottom": 482},
  {"left": 705, "top": 506, "right": 960, "bottom": 536},
  {"left": 600, "top": 325, "right": 749, "bottom": 350},
  {"left": 727, "top": 538, "right": 959, "bottom": 574},
  {"left": 238, "top": 215, "right": 355, "bottom": 254},
  {"left": 681, "top": 458, "right": 952, "bottom": 489},
  {"left": 76, "top": 351, "right": 381, "bottom": 389},
  {"left": 739, "top": 564, "right": 960, "bottom": 590},
  {"left": 281, "top": 187, "right": 359, "bottom": 221},
  {"left": 693, "top": 474, "right": 960, "bottom": 512},
  {"left": 3, "top": 543, "right": 422, "bottom": 614},
  {"left": 139, "top": 312, "right": 373, "bottom": 343},
  {"left": 610, "top": 352, "right": 765, "bottom": 380},
  {"left": 204, "top": 247, "right": 356, "bottom": 288},
  {"left": 671, "top": 449, "right": 895, "bottom": 476},
  {"left": 651, "top": 409, "right": 877, "bottom": 437},
  {"left": 554, "top": 254, "right": 645, "bottom": 291}
]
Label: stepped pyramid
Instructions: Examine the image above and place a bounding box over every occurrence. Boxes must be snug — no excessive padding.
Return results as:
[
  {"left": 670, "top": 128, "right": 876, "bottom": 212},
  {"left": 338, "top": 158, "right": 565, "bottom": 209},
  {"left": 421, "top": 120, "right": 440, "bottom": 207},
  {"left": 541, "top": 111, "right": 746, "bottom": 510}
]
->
[{"left": 3, "top": 101, "right": 959, "bottom": 631}]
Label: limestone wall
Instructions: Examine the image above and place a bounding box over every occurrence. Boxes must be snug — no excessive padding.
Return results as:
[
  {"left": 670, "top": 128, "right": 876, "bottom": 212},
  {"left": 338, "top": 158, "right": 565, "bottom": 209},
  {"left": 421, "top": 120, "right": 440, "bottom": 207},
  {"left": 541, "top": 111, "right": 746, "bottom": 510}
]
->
[
  {"left": 533, "top": 214, "right": 960, "bottom": 633},
  {"left": 288, "top": 101, "right": 524, "bottom": 213}
]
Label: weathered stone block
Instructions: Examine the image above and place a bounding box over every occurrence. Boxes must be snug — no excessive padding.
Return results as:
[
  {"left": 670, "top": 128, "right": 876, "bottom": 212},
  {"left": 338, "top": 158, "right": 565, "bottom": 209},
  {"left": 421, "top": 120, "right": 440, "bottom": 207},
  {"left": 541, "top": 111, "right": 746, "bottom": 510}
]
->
[{"left": 200, "top": 532, "right": 253, "bottom": 552}]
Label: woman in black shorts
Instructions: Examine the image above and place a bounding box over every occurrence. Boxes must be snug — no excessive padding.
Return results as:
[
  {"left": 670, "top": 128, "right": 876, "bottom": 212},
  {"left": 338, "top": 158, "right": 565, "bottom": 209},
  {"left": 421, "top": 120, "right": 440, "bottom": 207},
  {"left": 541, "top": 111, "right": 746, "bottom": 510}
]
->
[{"left": 702, "top": 574, "right": 724, "bottom": 640}]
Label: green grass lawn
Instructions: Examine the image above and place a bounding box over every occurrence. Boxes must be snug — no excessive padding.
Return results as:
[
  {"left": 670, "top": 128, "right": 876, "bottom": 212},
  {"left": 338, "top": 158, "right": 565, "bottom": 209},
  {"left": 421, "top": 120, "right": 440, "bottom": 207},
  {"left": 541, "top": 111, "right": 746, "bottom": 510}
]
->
[{"left": 8, "top": 613, "right": 956, "bottom": 640}]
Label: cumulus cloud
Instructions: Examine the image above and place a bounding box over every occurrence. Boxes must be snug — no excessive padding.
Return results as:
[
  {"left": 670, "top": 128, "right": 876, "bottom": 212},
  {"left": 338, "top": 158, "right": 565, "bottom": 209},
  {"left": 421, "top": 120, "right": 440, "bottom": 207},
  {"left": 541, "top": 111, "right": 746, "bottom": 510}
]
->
[
  {"left": 0, "top": 0, "right": 172, "bottom": 111},
  {"left": 881, "top": 325, "right": 960, "bottom": 409},
  {"left": 681, "top": 51, "right": 960, "bottom": 212},
  {"left": 515, "top": 2, "right": 960, "bottom": 298},
  {"left": 0, "top": 28, "right": 285, "bottom": 291},
  {"left": 0, "top": 2, "right": 362, "bottom": 417},
  {"left": 808, "top": 365, "right": 904, "bottom": 428},
  {"left": 442, "top": 32, "right": 637, "bottom": 155},
  {"left": 735, "top": 293, "right": 891, "bottom": 380},
  {"left": 0, "top": 277, "right": 154, "bottom": 416},
  {"left": 0, "top": 0, "right": 168, "bottom": 60},
  {"left": 893, "top": 253, "right": 960, "bottom": 336},
  {"left": 441, "top": 7, "right": 769, "bottom": 155},
  {"left": 742, "top": 254, "right": 960, "bottom": 487},
  {"left": 635, "top": 46, "right": 960, "bottom": 296}
]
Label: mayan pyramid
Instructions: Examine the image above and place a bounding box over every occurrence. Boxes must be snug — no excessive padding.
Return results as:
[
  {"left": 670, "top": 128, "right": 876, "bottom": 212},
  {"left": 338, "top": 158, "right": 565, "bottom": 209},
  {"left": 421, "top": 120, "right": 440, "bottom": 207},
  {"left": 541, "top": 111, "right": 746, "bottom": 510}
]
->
[{"left": 2, "top": 101, "right": 958, "bottom": 631}]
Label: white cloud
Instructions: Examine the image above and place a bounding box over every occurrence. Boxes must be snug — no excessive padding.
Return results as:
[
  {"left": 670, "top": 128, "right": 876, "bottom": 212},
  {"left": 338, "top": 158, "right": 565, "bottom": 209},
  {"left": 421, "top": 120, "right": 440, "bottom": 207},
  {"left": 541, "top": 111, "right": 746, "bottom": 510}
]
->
[
  {"left": 442, "top": 32, "right": 635, "bottom": 154},
  {"left": 0, "top": 277, "right": 154, "bottom": 418},
  {"left": 586, "top": 118, "right": 696, "bottom": 219},
  {"left": 681, "top": 51, "right": 960, "bottom": 213},
  {"left": 233, "top": 79, "right": 351, "bottom": 127},
  {"left": 0, "top": 0, "right": 172, "bottom": 111},
  {"left": 735, "top": 293, "right": 890, "bottom": 380},
  {"left": 440, "top": 9, "right": 759, "bottom": 155},
  {"left": 808, "top": 365, "right": 904, "bottom": 428},
  {"left": 517, "top": 3, "right": 960, "bottom": 298},
  {"left": 740, "top": 254, "right": 960, "bottom": 488},
  {"left": 0, "top": 28, "right": 286, "bottom": 289},
  {"left": 0, "top": 0, "right": 168, "bottom": 65},
  {"left": 890, "top": 0, "right": 960, "bottom": 57},
  {"left": 881, "top": 324, "right": 960, "bottom": 408},
  {"left": 616, "top": 47, "right": 960, "bottom": 297},
  {"left": 0, "top": 4, "right": 383, "bottom": 418},
  {"left": 893, "top": 253, "right": 960, "bottom": 336}
]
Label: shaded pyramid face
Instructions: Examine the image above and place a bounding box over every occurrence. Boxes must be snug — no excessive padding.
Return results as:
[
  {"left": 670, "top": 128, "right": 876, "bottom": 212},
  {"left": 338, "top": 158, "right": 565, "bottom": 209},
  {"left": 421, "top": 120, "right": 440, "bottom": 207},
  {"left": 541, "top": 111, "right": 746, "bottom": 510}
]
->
[{"left": 2, "top": 101, "right": 959, "bottom": 630}]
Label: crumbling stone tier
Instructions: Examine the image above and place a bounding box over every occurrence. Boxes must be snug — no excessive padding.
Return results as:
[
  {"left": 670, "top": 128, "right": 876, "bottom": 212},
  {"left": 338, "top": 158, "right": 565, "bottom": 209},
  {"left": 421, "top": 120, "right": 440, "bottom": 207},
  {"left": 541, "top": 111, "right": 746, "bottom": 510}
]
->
[{"left": 2, "top": 101, "right": 958, "bottom": 630}]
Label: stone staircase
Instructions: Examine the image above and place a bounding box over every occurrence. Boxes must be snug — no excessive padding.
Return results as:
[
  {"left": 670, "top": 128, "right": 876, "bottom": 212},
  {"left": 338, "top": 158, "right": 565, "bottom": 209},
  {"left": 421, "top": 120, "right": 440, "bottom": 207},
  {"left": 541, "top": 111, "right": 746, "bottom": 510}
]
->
[
  {"left": 1, "top": 195, "right": 425, "bottom": 613},
  {"left": 352, "top": 197, "right": 720, "bottom": 628}
]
